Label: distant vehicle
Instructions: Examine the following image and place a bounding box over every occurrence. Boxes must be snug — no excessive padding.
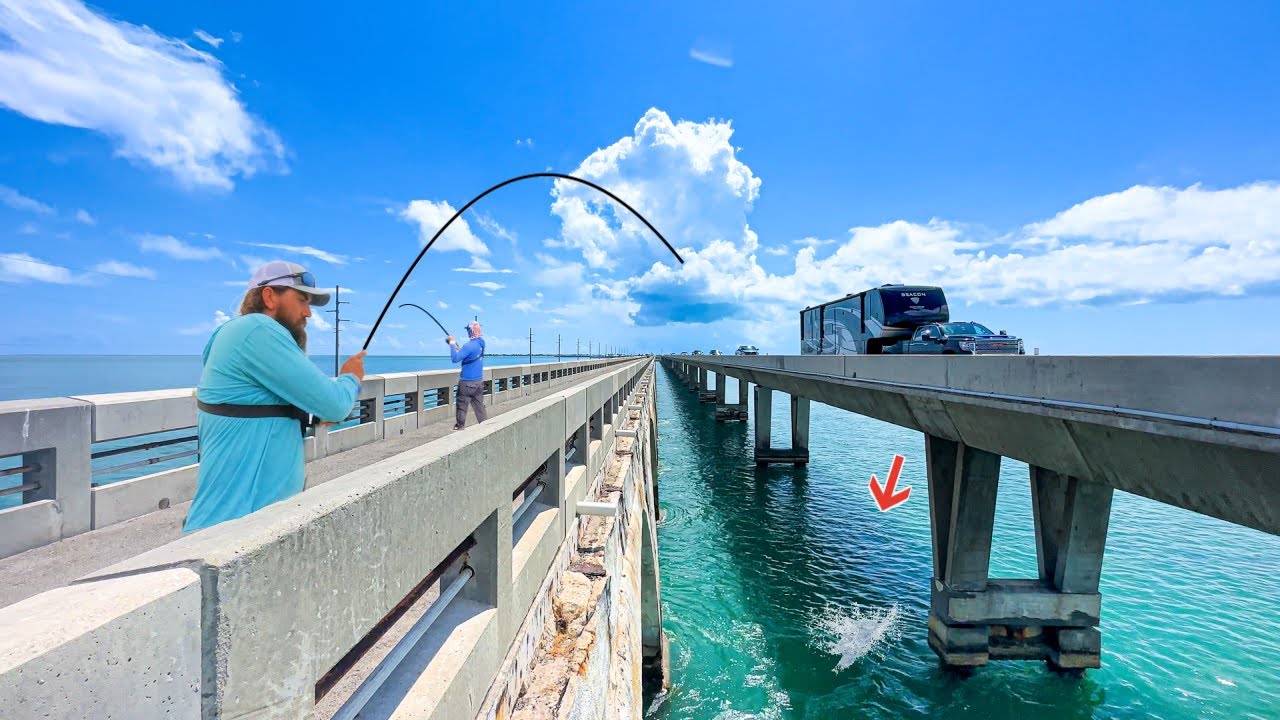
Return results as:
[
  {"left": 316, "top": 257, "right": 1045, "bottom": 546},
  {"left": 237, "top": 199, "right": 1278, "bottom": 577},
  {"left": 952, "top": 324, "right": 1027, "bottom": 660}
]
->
[
  {"left": 691, "top": 350, "right": 703, "bottom": 355},
  {"left": 886, "top": 322, "right": 1024, "bottom": 355},
  {"left": 709, "top": 349, "right": 722, "bottom": 356},
  {"left": 735, "top": 345, "right": 759, "bottom": 355},
  {"left": 801, "top": 284, "right": 949, "bottom": 354},
  {"left": 679, "top": 351, "right": 689, "bottom": 355}
]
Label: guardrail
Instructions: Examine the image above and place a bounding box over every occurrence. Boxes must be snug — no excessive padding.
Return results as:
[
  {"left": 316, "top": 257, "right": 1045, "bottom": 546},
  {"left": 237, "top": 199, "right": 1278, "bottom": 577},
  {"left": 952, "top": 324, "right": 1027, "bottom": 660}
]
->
[
  {"left": 0, "top": 358, "right": 634, "bottom": 559},
  {"left": 0, "top": 358, "right": 655, "bottom": 719}
]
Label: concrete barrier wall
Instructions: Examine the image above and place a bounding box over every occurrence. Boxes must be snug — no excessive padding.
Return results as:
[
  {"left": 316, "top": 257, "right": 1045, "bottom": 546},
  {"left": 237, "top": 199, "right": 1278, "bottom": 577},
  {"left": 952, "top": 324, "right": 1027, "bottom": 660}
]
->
[
  {"left": 0, "top": 359, "right": 650, "bottom": 719},
  {"left": 675, "top": 354, "right": 1280, "bottom": 427},
  {"left": 0, "top": 358, "right": 636, "bottom": 558}
]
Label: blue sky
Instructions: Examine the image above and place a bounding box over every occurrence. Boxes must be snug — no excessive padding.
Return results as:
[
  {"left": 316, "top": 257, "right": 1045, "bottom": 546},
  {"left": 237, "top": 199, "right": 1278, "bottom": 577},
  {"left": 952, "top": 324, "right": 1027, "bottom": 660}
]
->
[{"left": 2, "top": 1, "right": 1280, "bottom": 357}]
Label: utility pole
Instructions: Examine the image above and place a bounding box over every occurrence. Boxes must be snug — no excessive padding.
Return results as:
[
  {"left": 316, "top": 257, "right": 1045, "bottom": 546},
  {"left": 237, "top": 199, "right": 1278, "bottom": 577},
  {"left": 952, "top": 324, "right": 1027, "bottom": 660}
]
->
[
  {"left": 326, "top": 285, "right": 351, "bottom": 376},
  {"left": 577, "top": 338, "right": 580, "bottom": 359},
  {"left": 557, "top": 334, "right": 562, "bottom": 361},
  {"left": 528, "top": 327, "right": 533, "bottom": 364}
]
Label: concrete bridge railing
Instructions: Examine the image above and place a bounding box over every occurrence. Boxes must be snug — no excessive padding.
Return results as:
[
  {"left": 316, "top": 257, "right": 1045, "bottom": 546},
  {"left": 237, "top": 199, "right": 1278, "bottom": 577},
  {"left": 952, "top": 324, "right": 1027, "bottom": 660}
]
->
[
  {"left": 0, "top": 358, "right": 630, "bottom": 559},
  {"left": 0, "top": 358, "right": 656, "bottom": 718}
]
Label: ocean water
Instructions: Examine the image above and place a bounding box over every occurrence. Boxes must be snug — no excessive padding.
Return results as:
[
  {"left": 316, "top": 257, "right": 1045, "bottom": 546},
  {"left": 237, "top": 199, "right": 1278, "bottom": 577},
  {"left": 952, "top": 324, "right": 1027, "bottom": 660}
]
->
[{"left": 649, "top": 364, "right": 1280, "bottom": 719}]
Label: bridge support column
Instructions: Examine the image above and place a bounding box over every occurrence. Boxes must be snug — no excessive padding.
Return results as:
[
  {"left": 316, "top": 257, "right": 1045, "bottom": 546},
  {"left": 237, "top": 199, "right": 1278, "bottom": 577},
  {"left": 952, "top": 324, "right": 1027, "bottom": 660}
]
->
[
  {"left": 716, "top": 377, "right": 747, "bottom": 421},
  {"left": 698, "top": 369, "right": 716, "bottom": 402},
  {"left": 754, "top": 388, "right": 809, "bottom": 466},
  {"left": 925, "top": 436, "right": 1109, "bottom": 671}
]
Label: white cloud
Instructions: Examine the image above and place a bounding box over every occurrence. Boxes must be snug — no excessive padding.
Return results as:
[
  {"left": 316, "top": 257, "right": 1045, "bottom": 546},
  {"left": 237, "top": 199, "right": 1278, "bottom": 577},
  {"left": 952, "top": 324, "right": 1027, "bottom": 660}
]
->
[
  {"left": 193, "top": 29, "right": 222, "bottom": 48},
  {"left": 400, "top": 199, "right": 489, "bottom": 255},
  {"left": 475, "top": 213, "right": 517, "bottom": 243},
  {"left": 469, "top": 304, "right": 482, "bottom": 312},
  {"left": 0, "top": 0, "right": 284, "bottom": 189},
  {"left": 139, "top": 234, "right": 223, "bottom": 260},
  {"left": 515, "top": 138, "right": 534, "bottom": 147},
  {"left": 550, "top": 108, "right": 760, "bottom": 269},
  {"left": 544, "top": 110, "right": 1280, "bottom": 348},
  {"left": 470, "top": 281, "right": 504, "bottom": 291},
  {"left": 19, "top": 222, "right": 38, "bottom": 235},
  {"left": 230, "top": 31, "right": 243, "bottom": 43},
  {"left": 241, "top": 241, "right": 348, "bottom": 264},
  {"left": 0, "top": 185, "right": 54, "bottom": 214},
  {"left": 178, "top": 309, "right": 231, "bottom": 335},
  {"left": 75, "top": 209, "right": 95, "bottom": 225},
  {"left": 689, "top": 48, "right": 733, "bottom": 68},
  {"left": 91, "top": 260, "right": 154, "bottom": 279},
  {"left": 453, "top": 255, "right": 513, "bottom": 273},
  {"left": 309, "top": 313, "right": 331, "bottom": 331},
  {"left": 512, "top": 298, "right": 540, "bottom": 312},
  {"left": 437, "top": 301, "right": 448, "bottom": 309},
  {"left": 0, "top": 252, "right": 78, "bottom": 283}
]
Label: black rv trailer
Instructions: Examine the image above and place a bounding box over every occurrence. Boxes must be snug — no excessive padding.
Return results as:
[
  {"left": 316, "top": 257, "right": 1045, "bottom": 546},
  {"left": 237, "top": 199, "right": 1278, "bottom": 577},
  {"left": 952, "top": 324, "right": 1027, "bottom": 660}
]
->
[{"left": 800, "top": 284, "right": 949, "bottom": 354}]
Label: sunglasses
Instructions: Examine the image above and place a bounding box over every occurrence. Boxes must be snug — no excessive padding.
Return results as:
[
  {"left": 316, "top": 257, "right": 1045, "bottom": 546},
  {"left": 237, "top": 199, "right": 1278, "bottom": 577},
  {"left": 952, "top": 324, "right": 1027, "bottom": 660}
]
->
[{"left": 257, "top": 271, "right": 316, "bottom": 289}]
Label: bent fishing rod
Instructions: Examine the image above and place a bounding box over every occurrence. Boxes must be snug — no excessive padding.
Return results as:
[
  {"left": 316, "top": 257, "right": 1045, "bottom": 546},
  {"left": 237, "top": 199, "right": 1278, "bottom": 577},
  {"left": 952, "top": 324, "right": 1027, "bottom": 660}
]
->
[
  {"left": 398, "top": 303, "right": 452, "bottom": 337},
  {"left": 363, "top": 172, "right": 682, "bottom": 351}
]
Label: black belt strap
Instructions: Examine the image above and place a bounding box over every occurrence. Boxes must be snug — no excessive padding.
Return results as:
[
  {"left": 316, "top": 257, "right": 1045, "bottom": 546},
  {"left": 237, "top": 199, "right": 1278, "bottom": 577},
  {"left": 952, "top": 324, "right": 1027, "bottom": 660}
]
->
[{"left": 197, "top": 399, "right": 313, "bottom": 436}]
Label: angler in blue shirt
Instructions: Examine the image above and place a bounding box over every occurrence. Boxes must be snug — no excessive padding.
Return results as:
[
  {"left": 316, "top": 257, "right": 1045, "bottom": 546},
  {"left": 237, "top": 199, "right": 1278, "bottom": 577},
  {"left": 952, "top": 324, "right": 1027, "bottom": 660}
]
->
[
  {"left": 184, "top": 262, "right": 366, "bottom": 533},
  {"left": 447, "top": 321, "right": 487, "bottom": 430}
]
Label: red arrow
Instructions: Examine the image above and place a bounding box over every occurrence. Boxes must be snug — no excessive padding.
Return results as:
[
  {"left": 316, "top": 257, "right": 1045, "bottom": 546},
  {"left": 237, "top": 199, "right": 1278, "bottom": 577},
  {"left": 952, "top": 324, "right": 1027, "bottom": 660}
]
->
[{"left": 869, "top": 454, "right": 911, "bottom": 512}]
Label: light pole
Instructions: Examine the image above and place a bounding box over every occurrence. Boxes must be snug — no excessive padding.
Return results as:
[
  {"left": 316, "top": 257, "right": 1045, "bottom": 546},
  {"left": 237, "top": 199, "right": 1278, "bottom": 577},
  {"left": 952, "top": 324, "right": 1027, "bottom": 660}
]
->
[{"left": 325, "top": 285, "right": 351, "bottom": 376}]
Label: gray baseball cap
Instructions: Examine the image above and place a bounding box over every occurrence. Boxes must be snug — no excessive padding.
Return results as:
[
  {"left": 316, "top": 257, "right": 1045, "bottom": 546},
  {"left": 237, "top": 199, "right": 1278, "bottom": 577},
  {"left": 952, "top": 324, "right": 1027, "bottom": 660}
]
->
[{"left": 247, "top": 261, "right": 331, "bottom": 306}]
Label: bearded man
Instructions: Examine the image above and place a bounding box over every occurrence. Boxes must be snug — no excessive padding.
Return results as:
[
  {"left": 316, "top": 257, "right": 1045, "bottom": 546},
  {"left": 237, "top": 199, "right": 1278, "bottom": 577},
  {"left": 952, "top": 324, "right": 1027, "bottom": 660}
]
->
[{"left": 183, "top": 261, "right": 367, "bottom": 532}]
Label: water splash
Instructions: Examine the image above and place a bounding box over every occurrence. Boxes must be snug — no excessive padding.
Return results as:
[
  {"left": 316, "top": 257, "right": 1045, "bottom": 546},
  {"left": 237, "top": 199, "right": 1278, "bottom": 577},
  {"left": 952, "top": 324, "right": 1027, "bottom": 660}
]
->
[{"left": 813, "top": 603, "right": 903, "bottom": 672}]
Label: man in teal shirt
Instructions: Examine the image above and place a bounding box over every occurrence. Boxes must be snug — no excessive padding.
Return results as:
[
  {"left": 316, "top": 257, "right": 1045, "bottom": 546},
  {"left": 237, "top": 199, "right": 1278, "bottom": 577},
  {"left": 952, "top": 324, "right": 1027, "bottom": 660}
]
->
[{"left": 184, "top": 261, "right": 366, "bottom": 533}]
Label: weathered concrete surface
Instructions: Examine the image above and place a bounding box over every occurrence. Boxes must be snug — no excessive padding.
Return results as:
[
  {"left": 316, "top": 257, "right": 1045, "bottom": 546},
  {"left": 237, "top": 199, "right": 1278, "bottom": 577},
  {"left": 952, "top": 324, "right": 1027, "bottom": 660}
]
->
[
  {"left": 500, "top": 368, "right": 659, "bottom": 720},
  {"left": 0, "top": 568, "right": 201, "bottom": 719},
  {"left": 90, "top": 463, "right": 198, "bottom": 530},
  {"left": 0, "top": 363, "right": 624, "bottom": 612},
  {"left": 0, "top": 397, "right": 93, "bottom": 556}
]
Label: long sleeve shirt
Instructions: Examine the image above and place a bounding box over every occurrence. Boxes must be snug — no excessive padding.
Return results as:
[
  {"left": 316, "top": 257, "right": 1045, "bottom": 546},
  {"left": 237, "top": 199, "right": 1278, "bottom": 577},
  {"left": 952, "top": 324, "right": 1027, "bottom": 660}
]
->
[
  {"left": 449, "top": 336, "right": 486, "bottom": 381},
  {"left": 183, "top": 314, "right": 361, "bottom": 533}
]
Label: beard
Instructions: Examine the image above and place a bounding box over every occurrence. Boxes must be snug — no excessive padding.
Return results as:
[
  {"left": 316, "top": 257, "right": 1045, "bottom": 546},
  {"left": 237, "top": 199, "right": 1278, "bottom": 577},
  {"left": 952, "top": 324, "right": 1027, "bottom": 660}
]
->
[{"left": 274, "top": 315, "right": 308, "bottom": 351}]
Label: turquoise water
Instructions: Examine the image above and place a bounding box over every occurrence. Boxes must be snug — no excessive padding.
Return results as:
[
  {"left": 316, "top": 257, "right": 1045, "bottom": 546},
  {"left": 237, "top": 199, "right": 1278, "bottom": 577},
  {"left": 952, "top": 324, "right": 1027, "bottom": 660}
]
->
[{"left": 650, "top": 365, "right": 1280, "bottom": 719}]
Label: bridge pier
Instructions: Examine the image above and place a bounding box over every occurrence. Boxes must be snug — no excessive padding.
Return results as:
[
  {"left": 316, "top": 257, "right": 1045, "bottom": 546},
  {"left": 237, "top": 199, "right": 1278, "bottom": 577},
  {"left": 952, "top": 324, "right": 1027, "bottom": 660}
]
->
[
  {"left": 925, "top": 435, "right": 1109, "bottom": 671},
  {"left": 698, "top": 368, "right": 716, "bottom": 403},
  {"left": 753, "top": 387, "right": 809, "bottom": 466},
  {"left": 716, "top": 377, "right": 749, "bottom": 421}
]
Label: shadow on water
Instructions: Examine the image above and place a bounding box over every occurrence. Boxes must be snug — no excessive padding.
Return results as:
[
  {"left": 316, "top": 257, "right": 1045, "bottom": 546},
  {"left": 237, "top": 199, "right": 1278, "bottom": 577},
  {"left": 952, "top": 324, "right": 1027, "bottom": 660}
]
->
[{"left": 649, "top": 365, "right": 1109, "bottom": 719}]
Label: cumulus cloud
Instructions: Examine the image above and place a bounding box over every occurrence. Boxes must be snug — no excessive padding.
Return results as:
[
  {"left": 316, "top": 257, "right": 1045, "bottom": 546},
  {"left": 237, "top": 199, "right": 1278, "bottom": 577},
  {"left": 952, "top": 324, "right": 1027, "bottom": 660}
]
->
[
  {"left": 0, "top": 0, "right": 285, "bottom": 189},
  {"left": 453, "top": 255, "right": 513, "bottom": 273},
  {"left": 400, "top": 199, "right": 489, "bottom": 255},
  {"left": 75, "top": 209, "right": 95, "bottom": 225},
  {"left": 544, "top": 109, "right": 1280, "bottom": 347},
  {"left": 549, "top": 108, "right": 760, "bottom": 269},
  {"left": 0, "top": 185, "right": 53, "bottom": 214},
  {"left": 139, "top": 234, "right": 223, "bottom": 260},
  {"left": 469, "top": 304, "right": 482, "bottom": 312},
  {"left": 437, "top": 301, "right": 448, "bottom": 309},
  {"left": 178, "top": 309, "right": 231, "bottom": 335},
  {"left": 309, "top": 313, "right": 331, "bottom": 331},
  {"left": 470, "top": 281, "right": 504, "bottom": 292},
  {"left": 241, "top": 241, "right": 348, "bottom": 265}
]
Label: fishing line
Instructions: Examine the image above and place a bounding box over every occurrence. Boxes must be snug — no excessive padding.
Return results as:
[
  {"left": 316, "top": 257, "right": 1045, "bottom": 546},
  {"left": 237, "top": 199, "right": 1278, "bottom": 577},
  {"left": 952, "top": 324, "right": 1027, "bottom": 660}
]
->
[{"left": 363, "top": 172, "right": 682, "bottom": 350}]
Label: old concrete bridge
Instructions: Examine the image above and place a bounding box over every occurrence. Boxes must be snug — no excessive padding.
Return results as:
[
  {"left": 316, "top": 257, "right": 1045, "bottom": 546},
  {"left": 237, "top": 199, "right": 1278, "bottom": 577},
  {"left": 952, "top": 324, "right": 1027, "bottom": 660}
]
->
[
  {"left": 0, "top": 358, "right": 665, "bottom": 718},
  {"left": 662, "top": 354, "right": 1280, "bottom": 670}
]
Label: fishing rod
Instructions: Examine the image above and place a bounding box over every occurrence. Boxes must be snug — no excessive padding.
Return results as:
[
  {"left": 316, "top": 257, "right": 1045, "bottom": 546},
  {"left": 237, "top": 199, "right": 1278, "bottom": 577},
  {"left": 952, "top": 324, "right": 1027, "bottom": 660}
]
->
[
  {"left": 398, "top": 303, "right": 453, "bottom": 337},
  {"left": 363, "top": 172, "right": 682, "bottom": 351}
]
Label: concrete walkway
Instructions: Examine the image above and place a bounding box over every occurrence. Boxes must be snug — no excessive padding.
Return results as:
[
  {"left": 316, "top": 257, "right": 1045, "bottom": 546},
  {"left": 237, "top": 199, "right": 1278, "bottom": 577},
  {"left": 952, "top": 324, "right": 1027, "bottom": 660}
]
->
[{"left": 0, "top": 368, "right": 615, "bottom": 609}]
